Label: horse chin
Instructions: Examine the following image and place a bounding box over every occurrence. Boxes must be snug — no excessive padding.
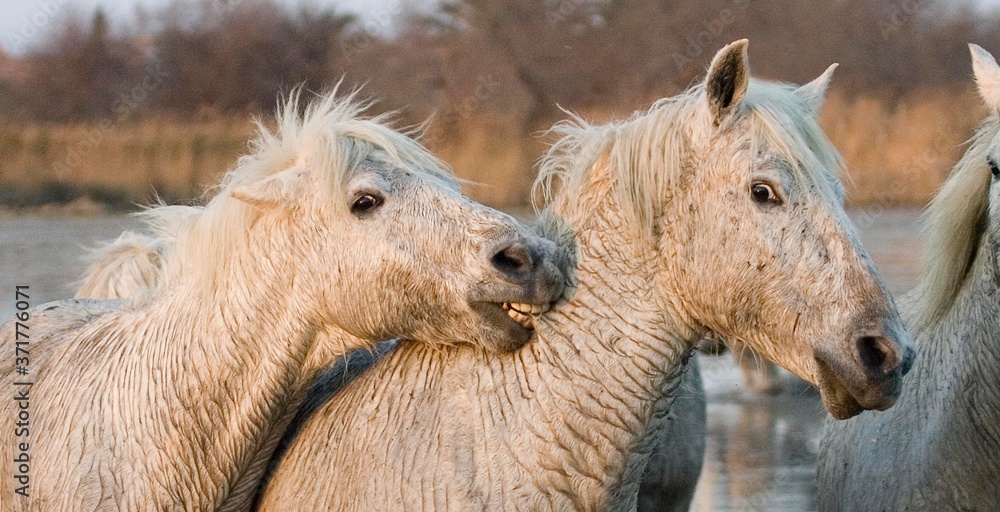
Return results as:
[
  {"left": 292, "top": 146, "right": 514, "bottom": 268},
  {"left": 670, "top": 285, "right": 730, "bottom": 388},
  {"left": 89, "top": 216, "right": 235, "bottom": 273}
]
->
[
  {"left": 816, "top": 373, "right": 866, "bottom": 420},
  {"left": 470, "top": 302, "right": 535, "bottom": 353},
  {"left": 814, "top": 355, "right": 901, "bottom": 420}
]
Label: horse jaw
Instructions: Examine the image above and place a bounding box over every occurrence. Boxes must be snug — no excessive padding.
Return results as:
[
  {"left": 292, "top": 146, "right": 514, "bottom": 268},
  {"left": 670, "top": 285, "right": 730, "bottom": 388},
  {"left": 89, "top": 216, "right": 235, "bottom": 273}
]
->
[{"left": 815, "top": 359, "right": 871, "bottom": 420}]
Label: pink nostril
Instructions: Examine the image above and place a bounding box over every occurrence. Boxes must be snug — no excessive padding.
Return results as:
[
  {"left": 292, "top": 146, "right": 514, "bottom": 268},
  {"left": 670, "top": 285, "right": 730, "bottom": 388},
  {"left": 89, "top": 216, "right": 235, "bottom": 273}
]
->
[{"left": 491, "top": 242, "right": 534, "bottom": 277}]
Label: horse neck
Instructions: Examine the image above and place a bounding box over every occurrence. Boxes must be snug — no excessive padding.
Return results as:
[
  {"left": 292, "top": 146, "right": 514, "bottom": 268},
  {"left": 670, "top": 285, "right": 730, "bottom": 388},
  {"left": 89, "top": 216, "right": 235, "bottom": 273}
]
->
[
  {"left": 903, "top": 237, "right": 1000, "bottom": 432},
  {"left": 503, "top": 173, "right": 697, "bottom": 508},
  {"left": 270, "top": 188, "right": 698, "bottom": 509},
  {"left": 132, "top": 233, "right": 361, "bottom": 510}
]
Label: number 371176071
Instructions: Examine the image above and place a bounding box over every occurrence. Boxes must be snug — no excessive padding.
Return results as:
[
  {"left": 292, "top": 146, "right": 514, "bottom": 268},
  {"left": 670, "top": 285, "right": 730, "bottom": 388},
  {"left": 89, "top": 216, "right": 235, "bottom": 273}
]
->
[{"left": 14, "top": 285, "right": 30, "bottom": 365}]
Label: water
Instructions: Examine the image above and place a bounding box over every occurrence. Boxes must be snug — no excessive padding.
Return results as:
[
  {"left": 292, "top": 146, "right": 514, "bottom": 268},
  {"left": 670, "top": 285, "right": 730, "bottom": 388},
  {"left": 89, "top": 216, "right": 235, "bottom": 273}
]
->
[
  {"left": 0, "top": 214, "right": 141, "bottom": 320},
  {"left": 0, "top": 208, "right": 926, "bottom": 511}
]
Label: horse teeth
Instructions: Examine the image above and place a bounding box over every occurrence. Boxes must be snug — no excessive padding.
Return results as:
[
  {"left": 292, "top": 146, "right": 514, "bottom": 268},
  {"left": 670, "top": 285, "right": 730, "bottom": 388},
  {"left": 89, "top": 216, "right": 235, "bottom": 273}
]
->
[
  {"left": 506, "top": 308, "right": 533, "bottom": 328},
  {"left": 503, "top": 302, "right": 550, "bottom": 326},
  {"left": 505, "top": 302, "right": 552, "bottom": 316}
]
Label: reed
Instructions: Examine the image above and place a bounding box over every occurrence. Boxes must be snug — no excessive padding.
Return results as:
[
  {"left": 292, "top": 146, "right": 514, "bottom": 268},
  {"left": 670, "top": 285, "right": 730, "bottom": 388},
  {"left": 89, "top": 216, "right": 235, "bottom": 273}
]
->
[{"left": 0, "top": 88, "right": 984, "bottom": 209}]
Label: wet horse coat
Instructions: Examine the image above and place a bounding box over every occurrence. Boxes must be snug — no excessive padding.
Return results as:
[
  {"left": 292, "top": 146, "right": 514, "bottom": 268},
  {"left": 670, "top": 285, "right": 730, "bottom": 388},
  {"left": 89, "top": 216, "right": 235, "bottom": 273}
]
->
[
  {"left": 0, "top": 90, "right": 565, "bottom": 511},
  {"left": 258, "top": 41, "right": 914, "bottom": 511}
]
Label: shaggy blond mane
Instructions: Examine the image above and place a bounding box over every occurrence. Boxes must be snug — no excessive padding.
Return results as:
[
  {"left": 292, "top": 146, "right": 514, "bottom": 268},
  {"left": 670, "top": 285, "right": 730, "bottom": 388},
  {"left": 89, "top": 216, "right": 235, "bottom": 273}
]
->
[
  {"left": 137, "top": 87, "right": 455, "bottom": 292},
  {"left": 916, "top": 115, "right": 997, "bottom": 326},
  {"left": 220, "top": 86, "right": 454, "bottom": 197},
  {"left": 75, "top": 231, "right": 167, "bottom": 300},
  {"left": 533, "top": 79, "right": 845, "bottom": 241}
]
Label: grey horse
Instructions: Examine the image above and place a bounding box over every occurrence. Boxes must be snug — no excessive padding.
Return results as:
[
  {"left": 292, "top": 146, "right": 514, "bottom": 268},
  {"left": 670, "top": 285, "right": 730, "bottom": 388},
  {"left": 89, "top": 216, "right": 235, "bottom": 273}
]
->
[{"left": 818, "top": 44, "right": 1000, "bottom": 511}]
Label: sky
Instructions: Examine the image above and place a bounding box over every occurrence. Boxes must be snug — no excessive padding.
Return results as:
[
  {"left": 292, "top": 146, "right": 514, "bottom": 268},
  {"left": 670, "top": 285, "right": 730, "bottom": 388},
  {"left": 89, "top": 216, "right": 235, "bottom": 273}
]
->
[
  {"left": 2, "top": 0, "right": 999, "bottom": 55},
  {"left": 0, "top": 0, "right": 394, "bottom": 55}
]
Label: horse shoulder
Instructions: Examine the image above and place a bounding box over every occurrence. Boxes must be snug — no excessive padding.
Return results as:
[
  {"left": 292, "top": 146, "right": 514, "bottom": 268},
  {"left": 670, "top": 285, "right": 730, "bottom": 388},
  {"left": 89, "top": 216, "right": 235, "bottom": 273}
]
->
[
  {"left": 1, "top": 298, "right": 122, "bottom": 374},
  {"left": 0, "top": 299, "right": 123, "bottom": 508}
]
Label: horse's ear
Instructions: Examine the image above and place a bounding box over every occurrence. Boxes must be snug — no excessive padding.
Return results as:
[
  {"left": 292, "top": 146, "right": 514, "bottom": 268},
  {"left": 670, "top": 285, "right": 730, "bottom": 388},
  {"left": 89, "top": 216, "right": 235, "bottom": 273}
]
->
[
  {"left": 970, "top": 44, "right": 1000, "bottom": 112},
  {"left": 796, "top": 63, "right": 838, "bottom": 115},
  {"left": 705, "top": 39, "right": 750, "bottom": 125},
  {"left": 231, "top": 168, "right": 310, "bottom": 210}
]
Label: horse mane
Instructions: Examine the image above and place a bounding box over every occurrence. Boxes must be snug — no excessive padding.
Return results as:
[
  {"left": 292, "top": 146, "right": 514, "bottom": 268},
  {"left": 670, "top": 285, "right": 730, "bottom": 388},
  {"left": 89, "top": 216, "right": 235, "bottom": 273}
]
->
[
  {"left": 533, "top": 79, "right": 845, "bottom": 241},
  {"left": 916, "top": 115, "right": 997, "bottom": 326},
  {"left": 137, "top": 86, "right": 456, "bottom": 293},
  {"left": 219, "top": 86, "right": 455, "bottom": 198},
  {"left": 75, "top": 230, "right": 167, "bottom": 300}
]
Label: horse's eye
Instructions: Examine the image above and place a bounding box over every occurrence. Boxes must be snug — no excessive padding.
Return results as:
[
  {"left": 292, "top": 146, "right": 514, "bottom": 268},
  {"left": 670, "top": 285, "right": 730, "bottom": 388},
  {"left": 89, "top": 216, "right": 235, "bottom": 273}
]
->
[
  {"left": 750, "top": 183, "right": 779, "bottom": 204},
  {"left": 989, "top": 156, "right": 1000, "bottom": 179},
  {"left": 350, "top": 193, "right": 383, "bottom": 215}
]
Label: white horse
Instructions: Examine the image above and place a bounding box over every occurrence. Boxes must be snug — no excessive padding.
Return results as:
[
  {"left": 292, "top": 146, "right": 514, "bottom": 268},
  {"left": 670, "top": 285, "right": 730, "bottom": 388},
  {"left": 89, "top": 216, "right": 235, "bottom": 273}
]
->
[
  {"left": 0, "top": 89, "right": 566, "bottom": 511},
  {"left": 257, "top": 40, "right": 915, "bottom": 511},
  {"left": 75, "top": 211, "right": 710, "bottom": 512},
  {"left": 818, "top": 44, "right": 1000, "bottom": 511},
  {"left": 70, "top": 145, "right": 711, "bottom": 512},
  {"left": 74, "top": 205, "right": 202, "bottom": 300}
]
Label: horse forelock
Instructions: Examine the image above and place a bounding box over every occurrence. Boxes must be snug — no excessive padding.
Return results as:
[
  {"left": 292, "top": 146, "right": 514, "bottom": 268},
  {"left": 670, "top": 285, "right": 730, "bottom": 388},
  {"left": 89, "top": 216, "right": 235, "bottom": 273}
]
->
[
  {"left": 743, "top": 80, "right": 846, "bottom": 204},
  {"left": 224, "top": 85, "right": 457, "bottom": 198},
  {"left": 533, "top": 78, "right": 846, "bottom": 242},
  {"left": 917, "top": 115, "right": 997, "bottom": 326}
]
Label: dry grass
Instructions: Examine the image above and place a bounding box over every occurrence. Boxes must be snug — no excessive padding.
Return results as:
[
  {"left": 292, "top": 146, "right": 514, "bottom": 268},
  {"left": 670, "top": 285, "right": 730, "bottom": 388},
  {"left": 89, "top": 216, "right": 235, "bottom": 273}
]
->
[
  {"left": 0, "top": 88, "right": 987, "bottom": 209},
  {"left": 0, "top": 118, "right": 253, "bottom": 206},
  {"left": 820, "top": 88, "right": 984, "bottom": 207}
]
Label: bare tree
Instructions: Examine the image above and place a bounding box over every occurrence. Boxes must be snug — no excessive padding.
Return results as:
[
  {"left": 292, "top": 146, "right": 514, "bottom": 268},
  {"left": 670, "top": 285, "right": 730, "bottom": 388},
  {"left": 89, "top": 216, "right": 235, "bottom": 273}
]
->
[{"left": 20, "top": 8, "right": 144, "bottom": 121}]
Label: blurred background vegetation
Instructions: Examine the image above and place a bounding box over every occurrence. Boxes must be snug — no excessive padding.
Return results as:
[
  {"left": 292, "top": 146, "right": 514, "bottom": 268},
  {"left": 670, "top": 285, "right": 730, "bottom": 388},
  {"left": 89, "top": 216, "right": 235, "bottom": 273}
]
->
[{"left": 0, "top": 0, "right": 996, "bottom": 209}]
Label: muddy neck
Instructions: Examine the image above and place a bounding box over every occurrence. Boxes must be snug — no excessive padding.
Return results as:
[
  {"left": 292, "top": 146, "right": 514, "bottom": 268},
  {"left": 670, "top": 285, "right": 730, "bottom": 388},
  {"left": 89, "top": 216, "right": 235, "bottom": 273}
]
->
[
  {"left": 131, "top": 244, "right": 362, "bottom": 510},
  {"left": 512, "top": 178, "right": 702, "bottom": 508}
]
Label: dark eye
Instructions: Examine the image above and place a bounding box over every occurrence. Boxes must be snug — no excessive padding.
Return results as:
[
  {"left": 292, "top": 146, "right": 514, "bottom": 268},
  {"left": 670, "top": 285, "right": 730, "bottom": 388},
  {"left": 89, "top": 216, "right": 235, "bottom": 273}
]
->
[
  {"left": 750, "top": 183, "right": 779, "bottom": 204},
  {"left": 350, "top": 193, "right": 383, "bottom": 215},
  {"left": 989, "top": 156, "right": 1000, "bottom": 179}
]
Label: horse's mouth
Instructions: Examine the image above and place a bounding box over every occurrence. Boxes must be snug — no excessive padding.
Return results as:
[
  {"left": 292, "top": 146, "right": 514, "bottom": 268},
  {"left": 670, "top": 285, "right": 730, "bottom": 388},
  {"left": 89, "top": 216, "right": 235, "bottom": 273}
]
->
[
  {"left": 471, "top": 301, "right": 557, "bottom": 351},
  {"left": 815, "top": 355, "right": 900, "bottom": 420},
  {"left": 502, "top": 301, "right": 552, "bottom": 329},
  {"left": 816, "top": 372, "right": 866, "bottom": 420}
]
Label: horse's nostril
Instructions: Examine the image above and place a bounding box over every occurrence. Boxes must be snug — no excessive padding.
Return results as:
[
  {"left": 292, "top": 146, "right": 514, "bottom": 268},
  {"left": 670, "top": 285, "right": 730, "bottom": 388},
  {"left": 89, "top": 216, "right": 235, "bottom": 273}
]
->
[
  {"left": 491, "top": 242, "right": 534, "bottom": 277},
  {"left": 856, "top": 335, "right": 899, "bottom": 375},
  {"left": 900, "top": 345, "right": 916, "bottom": 376}
]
